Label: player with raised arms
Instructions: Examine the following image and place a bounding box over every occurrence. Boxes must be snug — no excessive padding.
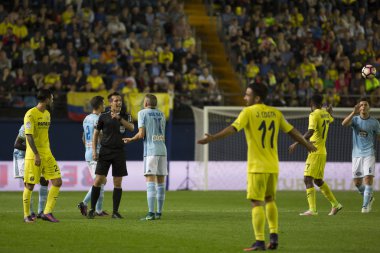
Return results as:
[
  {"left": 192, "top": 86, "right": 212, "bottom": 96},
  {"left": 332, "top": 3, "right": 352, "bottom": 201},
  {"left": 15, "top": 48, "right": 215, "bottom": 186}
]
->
[
  {"left": 342, "top": 97, "right": 380, "bottom": 213},
  {"left": 198, "top": 83, "right": 316, "bottom": 251}
]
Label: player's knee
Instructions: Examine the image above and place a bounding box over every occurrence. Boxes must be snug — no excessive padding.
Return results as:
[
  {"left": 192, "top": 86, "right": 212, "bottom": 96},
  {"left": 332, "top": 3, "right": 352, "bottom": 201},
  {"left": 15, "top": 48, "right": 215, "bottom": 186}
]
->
[
  {"left": 304, "top": 176, "right": 313, "bottom": 187},
  {"left": 40, "top": 177, "right": 49, "bottom": 186},
  {"left": 52, "top": 178, "right": 62, "bottom": 187},
  {"left": 265, "top": 196, "right": 274, "bottom": 202},
  {"left": 113, "top": 177, "right": 122, "bottom": 187},
  {"left": 364, "top": 176, "right": 374, "bottom": 185},
  {"left": 94, "top": 176, "right": 105, "bottom": 187},
  {"left": 24, "top": 183, "right": 35, "bottom": 191},
  {"left": 314, "top": 179, "right": 324, "bottom": 187}
]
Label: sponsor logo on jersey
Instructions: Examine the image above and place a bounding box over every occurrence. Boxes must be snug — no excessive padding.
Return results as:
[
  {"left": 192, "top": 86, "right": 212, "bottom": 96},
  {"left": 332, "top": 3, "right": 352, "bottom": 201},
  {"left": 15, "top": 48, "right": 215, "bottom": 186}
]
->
[
  {"left": 38, "top": 122, "right": 50, "bottom": 127},
  {"left": 152, "top": 135, "right": 165, "bottom": 141}
]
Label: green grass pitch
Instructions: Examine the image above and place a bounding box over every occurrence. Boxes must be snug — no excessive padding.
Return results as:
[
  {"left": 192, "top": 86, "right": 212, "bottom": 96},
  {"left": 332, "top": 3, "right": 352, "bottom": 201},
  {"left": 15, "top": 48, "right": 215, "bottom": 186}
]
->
[{"left": 0, "top": 191, "right": 379, "bottom": 253}]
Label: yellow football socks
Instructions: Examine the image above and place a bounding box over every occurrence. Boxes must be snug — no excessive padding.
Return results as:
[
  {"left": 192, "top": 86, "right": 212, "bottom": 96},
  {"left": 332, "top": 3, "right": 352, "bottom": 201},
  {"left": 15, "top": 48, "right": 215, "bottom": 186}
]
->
[
  {"left": 44, "top": 185, "right": 60, "bottom": 214},
  {"left": 320, "top": 182, "right": 339, "bottom": 207},
  {"left": 252, "top": 206, "right": 265, "bottom": 241},
  {"left": 23, "top": 187, "right": 32, "bottom": 217},
  {"left": 306, "top": 187, "right": 317, "bottom": 212},
  {"left": 265, "top": 201, "right": 278, "bottom": 234}
]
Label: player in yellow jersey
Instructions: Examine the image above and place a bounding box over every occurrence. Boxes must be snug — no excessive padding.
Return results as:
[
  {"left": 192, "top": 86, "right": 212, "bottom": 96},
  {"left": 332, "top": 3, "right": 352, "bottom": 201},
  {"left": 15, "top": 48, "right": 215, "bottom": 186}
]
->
[
  {"left": 289, "top": 94, "right": 343, "bottom": 216},
  {"left": 23, "top": 89, "right": 62, "bottom": 223},
  {"left": 198, "top": 83, "right": 316, "bottom": 251}
]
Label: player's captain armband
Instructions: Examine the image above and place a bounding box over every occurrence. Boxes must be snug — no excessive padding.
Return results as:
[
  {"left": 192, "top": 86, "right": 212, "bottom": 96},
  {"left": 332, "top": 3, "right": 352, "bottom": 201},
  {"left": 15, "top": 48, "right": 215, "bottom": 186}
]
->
[{"left": 152, "top": 135, "right": 165, "bottom": 141}]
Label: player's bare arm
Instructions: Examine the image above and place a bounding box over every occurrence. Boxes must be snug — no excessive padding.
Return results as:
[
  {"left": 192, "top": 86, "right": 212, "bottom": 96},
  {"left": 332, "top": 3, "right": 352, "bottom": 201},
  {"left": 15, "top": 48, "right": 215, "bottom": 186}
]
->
[
  {"left": 92, "top": 129, "right": 99, "bottom": 161},
  {"left": 123, "top": 127, "right": 145, "bottom": 143},
  {"left": 26, "top": 134, "right": 41, "bottom": 166},
  {"left": 287, "top": 128, "right": 316, "bottom": 153},
  {"left": 325, "top": 104, "right": 333, "bottom": 116},
  {"left": 289, "top": 129, "right": 314, "bottom": 153},
  {"left": 14, "top": 136, "right": 26, "bottom": 151},
  {"left": 120, "top": 118, "right": 134, "bottom": 132},
  {"left": 197, "top": 125, "right": 237, "bottom": 144},
  {"left": 342, "top": 104, "right": 360, "bottom": 126}
]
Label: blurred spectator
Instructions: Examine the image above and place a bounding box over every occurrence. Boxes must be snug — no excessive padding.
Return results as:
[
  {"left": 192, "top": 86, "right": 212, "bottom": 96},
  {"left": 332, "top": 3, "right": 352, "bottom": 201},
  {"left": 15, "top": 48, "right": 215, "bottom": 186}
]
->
[
  {"left": 107, "top": 16, "right": 126, "bottom": 36},
  {"left": 13, "top": 18, "right": 28, "bottom": 40},
  {"left": 158, "top": 43, "right": 173, "bottom": 64},
  {"left": 86, "top": 68, "right": 105, "bottom": 91},
  {"left": 2, "top": 27, "right": 20, "bottom": 49},
  {"left": 137, "top": 30, "right": 152, "bottom": 50},
  {"left": 198, "top": 66, "right": 217, "bottom": 98},
  {"left": 0, "top": 50, "right": 11, "bottom": 70}
]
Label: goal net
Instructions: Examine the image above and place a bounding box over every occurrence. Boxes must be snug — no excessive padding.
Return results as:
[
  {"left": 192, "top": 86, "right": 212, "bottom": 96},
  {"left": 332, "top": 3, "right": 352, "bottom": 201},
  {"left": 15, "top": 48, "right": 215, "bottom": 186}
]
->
[{"left": 192, "top": 106, "right": 380, "bottom": 190}]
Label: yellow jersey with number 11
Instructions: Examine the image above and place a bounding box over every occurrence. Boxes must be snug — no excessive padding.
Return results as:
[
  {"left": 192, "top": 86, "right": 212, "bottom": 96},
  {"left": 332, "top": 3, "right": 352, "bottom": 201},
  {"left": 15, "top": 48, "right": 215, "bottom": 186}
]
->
[
  {"left": 232, "top": 104, "right": 293, "bottom": 173},
  {"left": 308, "top": 108, "right": 334, "bottom": 155}
]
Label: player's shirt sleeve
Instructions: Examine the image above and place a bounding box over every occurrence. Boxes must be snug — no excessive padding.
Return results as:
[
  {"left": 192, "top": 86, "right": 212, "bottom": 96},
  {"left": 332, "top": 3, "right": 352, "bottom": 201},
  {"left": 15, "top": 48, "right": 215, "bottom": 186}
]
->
[
  {"left": 374, "top": 119, "right": 380, "bottom": 135},
  {"left": 351, "top": 116, "right": 358, "bottom": 130},
  {"left": 24, "top": 111, "right": 34, "bottom": 135},
  {"left": 138, "top": 110, "right": 145, "bottom": 129},
  {"left": 308, "top": 112, "right": 317, "bottom": 131},
  {"left": 279, "top": 113, "right": 293, "bottom": 133},
  {"left": 18, "top": 125, "right": 26, "bottom": 140},
  {"left": 231, "top": 108, "right": 248, "bottom": 132},
  {"left": 329, "top": 112, "right": 334, "bottom": 123},
  {"left": 96, "top": 114, "right": 104, "bottom": 131}
]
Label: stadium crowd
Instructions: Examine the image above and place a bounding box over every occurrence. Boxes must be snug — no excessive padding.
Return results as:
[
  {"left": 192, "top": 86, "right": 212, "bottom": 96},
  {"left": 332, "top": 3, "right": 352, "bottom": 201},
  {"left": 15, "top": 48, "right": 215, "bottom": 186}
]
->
[
  {"left": 216, "top": 0, "right": 380, "bottom": 107},
  {"left": 0, "top": 0, "right": 222, "bottom": 112}
]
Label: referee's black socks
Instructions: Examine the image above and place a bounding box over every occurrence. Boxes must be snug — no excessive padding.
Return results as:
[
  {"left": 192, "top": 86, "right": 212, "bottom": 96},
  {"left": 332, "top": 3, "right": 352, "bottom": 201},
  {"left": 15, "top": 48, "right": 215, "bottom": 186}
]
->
[
  {"left": 91, "top": 186, "right": 101, "bottom": 210},
  {"left": 113, "top": 188, "right": 122, "bottom": 213}
]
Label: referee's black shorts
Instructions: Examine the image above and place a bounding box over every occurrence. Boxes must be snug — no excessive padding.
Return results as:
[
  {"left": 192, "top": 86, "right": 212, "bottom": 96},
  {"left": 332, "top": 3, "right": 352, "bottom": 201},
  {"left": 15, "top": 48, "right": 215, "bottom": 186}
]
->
[{"left": 96, "top": 148, "right": 128, "bottom": 177}]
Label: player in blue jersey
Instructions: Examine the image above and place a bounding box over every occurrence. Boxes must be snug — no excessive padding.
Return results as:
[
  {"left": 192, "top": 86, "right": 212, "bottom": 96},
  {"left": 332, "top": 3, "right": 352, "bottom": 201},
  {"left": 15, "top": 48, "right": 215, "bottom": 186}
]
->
[
  {"left": 13, "top": 125, "right": 48, "bottom": 220},
  {"left": 77, "top": 96, "right": 108, "bottom": 216},
  {"left": 342, "top": 97, "right": 380, "bottom": 213},
  {"left": 124, "top": 94, "right": 167, "bottom": 220}
]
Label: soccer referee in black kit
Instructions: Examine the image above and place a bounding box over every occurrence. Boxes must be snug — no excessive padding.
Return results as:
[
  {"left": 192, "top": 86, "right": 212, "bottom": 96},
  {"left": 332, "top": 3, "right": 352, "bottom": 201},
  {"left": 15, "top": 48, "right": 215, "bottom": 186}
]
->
[{"left": 88, "top": 92, "right": 134, "bottom": 219}]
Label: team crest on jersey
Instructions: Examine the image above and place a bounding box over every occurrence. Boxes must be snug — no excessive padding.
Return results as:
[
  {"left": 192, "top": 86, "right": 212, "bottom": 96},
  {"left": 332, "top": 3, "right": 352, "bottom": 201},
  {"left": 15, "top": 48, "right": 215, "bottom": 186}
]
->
[
  {"left": 30, "top": 176, "right": 34, "bottom": 182},
  {"left": 25, "top": 122, "right": 31, "bottom": 129}
]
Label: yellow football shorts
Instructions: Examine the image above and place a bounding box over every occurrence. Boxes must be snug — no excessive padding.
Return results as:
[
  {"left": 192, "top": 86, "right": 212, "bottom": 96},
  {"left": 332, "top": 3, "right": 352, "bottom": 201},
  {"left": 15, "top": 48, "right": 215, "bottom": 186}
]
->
[
  {"left": 247, "top": 173, "right": 278, "bottom": 201},
  {"left": 304, "top": 153, "right": 326, "bottom": 179},
  {"left": 24, "top": 155, "right": 61, "bottom": 184}
]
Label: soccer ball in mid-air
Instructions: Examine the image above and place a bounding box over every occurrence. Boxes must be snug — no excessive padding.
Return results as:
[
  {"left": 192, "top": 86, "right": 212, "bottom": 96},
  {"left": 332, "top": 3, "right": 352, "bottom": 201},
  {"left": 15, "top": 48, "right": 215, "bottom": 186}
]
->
[{"left": 361, "top": 64, "right": 377, "bottom": 79}]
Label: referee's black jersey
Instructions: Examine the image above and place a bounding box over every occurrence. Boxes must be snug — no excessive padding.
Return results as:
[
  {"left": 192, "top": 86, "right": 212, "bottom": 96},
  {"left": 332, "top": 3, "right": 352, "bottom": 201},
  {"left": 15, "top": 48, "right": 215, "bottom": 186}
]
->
[{"left": 96, "top": 111, "right": 127, "bottom": 150}]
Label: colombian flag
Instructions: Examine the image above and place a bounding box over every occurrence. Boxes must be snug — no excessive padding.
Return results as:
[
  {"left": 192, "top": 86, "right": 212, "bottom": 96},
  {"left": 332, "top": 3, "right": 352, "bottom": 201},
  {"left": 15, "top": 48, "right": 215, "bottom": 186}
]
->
[{"left": 66, "top": 91, "right": 109, "bottom": 121}]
